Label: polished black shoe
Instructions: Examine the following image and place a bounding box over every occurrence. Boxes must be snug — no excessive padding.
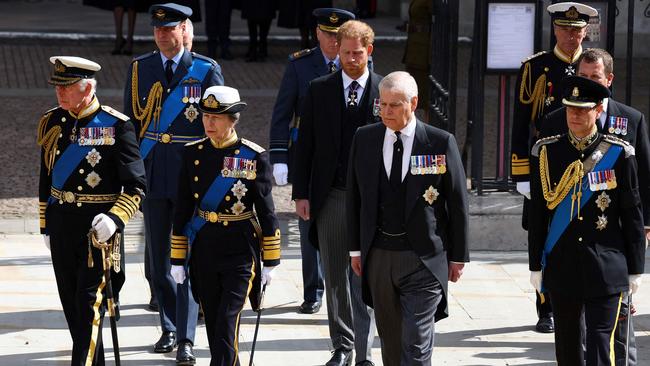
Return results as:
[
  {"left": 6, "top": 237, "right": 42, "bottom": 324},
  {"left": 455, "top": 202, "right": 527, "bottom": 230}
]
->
[
  {"left": 154, "top": 331, "right": 177, "bottom": 353},
  {"left": 325, "top": 348, "right": 352, "bottom": 366},
  {"left": 299, "top": 301, "right": 321, "bottom": 314},
  {"left": 535, "top": 315, "right": 555, "bottom": 333},
  {"left": 355, "top": 362, "right": 375, "bottom": 366},
  {"left": 176, "top": 341, "right": 196, "bottom": 365},
  {"left": 147, "top": 296, "right": 158, "bottom": 312}
]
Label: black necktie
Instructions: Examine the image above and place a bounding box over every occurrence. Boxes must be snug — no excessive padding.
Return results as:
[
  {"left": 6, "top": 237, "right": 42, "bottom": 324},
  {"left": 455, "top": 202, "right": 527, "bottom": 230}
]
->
[
  {"left": 165, "top": 59, "right": 174, "bottom": 84},
  {"left": 347, "top": 80, "right": 359, "bottom": 107},
  {"left": 328, "top": 61, "right": 337, "bottom": 73},
  {"left": 390, "top": 131, "right": 403, "bottom": 188}
]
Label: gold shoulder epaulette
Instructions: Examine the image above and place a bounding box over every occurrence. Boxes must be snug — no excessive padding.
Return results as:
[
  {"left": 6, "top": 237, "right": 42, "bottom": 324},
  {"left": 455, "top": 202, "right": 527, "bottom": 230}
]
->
[
  {"left": 37, "top": 110, "right": 54, "bottom": 136},
  {"left": 531, "top": 135, "right": 561, "bottom": 157},
  {"left": 241, "top": 138, "right": 265, "bottom": 153},
  {"left": 522, "top": 51, "right": 548, "bottom": 64},
  {"left": 101, "top": 105, "right": 129, "bottom": 121},
  {"left": 185, "top": 136, "right": 210, "bottom": 147},
  {"left": 289, "top": 48, "right": 315, "bottom": 61},
  {"left": 604, "top": 135, "right": 635, "bottom": 157}
]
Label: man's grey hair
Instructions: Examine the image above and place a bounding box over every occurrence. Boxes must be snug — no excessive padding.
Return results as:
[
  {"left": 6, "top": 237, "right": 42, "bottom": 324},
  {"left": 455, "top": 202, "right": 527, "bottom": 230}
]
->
[
  {"left": 78, "top": 78, "right": 97, "bottom": 94},
  {"left": 185, "top": 19, "right": 194, "bottom": 39},
  {"left": 378, "top": 71, "right": 418, "bottom": 100}
]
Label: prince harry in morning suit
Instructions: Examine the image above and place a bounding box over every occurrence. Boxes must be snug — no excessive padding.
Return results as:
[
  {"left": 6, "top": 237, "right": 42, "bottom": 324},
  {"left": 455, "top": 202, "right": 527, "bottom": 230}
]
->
[
  {"left": 347, "top": 71, "right": 469, "bottom": 365},
  {"left": 292, "top": 19, "right": 380, "bottom": 366}
]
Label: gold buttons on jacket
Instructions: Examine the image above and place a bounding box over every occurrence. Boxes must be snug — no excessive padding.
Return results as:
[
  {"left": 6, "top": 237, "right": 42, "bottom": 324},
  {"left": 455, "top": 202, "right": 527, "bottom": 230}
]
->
[
  {"left": 194, "top": 193, "right": 199, "bottom": 199},
  {"left": 194, "top": 160, "right": 200, "bottom": 166},
  {"left": 578, "top": 237, "right": 583, "bottom": 242},
  {"left": 79, "top": 169, "right": 85, "bottom": 174},
  {"left": 234, "top": 149, "right": 240, "bottom": 154},
  {"left": 77, "top": 186, "right": 83, "bottom": 191},
  {"left": 198, "top": 144, "right": 203, "bottom": 150},
  {"left": 225, "top": 196, "right": 231, "bottom": 201},
  {"left": 194, "top": 176, "right": 199, "bottom": 182},
  {"left": 223, "top": 221, "right": 229, "bottom": 226}
]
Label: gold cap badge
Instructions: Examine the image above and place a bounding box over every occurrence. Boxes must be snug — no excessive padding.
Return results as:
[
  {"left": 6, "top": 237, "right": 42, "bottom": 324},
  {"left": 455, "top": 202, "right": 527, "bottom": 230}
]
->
[
  {"left": 329, "top": 13, "right": 339, "bottom": 24},
  {"left": 203, "top": 94, "right": 220, "bottom": 109},
  {"left": 155, "top": 9, "right": 166, "bottom": 20},
  {"left": 572, "top": 87, "right": 580, "bottom": 97},
  {"left": 566, "top": 7, "right": 579, "bottom": 19},
  {"left": 54, "top": 59, "right": 66, "bottom": 73}
]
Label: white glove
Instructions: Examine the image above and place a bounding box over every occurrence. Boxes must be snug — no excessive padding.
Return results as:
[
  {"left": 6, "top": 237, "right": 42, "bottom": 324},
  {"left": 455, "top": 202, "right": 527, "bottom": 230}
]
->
[
  {"left": 629, "top": 274, "right": 642, "bottom": 295},
  {"left": 43, "top": 235, "right": 50, "bottom": 250},
  {"left": 261, "top": 266, "right": 276, "bottom": 286},
  {"left": 530, "top": 271, "right": 542, "bottom": 292},
  {"left": 273, "top": 163, "right": 288, "bottom": 186},
  {"left": 171, "top": 265, "right": 186, "bottom": 284},
  {"left": 516, "top": 181, "right": 531, "bottom": 200},
  {"left": 91, "top": 214, "right": 117, "bottom": 242}
]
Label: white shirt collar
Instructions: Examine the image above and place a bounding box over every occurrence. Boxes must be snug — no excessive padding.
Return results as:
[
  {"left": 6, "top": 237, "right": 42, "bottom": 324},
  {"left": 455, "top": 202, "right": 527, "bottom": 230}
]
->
[
  {"left": 385, "top": 115, "right": 417, "bottom": 138},
  {"left": 602, "top": 97, "right": 609, "bottom": 114},
  {"left": 160, "top": 48, "right": 185, "bottom": 67},
  {"left": 342, "top": 67, "right": 369, "bottom": 90}
]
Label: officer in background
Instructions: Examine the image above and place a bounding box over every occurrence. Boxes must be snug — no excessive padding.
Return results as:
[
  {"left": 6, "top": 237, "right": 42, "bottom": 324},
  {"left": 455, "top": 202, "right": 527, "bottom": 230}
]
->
[
  {"left": 510, "top": 1, "right": 598, "bottom": 333},
  {"left": 528, "top": 75, "right": 645, "bottom": 365},
  {"left": 269, "top": 7, "right": 355, "bottom": 315},
  {"left": 205, "top": 0, "right": 234, "bottom": 60},
  {"left": 540, "top": 47, "right": 650, "bottom": 366},
  {"left": 170, "top": 86, "right": 281, "bottom": 365},
  {"left": 122, "top": 3, "right": 224, "bottom": 364},
  {"left": 38, "top": 56, "right": 146, "bottom": 365}
]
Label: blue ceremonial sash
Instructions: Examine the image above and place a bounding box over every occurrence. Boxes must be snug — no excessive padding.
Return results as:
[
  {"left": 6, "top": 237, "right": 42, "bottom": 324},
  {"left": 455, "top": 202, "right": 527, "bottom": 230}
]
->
[
  {"left": 48, "top": 110, "right": 119, "bottom": 205},
  {"left": 139, "top": 59, "right": 212, "bottom": 159},
  {"left": 183, "top": 146, "right": 256, "bottom": 244},
  {"left": 541, "top": 144, "right": 623, "bottom": 289}
]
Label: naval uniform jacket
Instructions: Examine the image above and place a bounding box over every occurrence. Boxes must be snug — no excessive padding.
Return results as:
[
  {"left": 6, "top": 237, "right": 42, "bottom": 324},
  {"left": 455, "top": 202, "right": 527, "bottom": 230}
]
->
[
  {"left": 292, "top": 69, "right": 383, "bottom": 245},
  {"left": 171, "top": 136, "right": 281, "bottom": 310},
  {"left": 511, "top": 46, "right": 582, "bottom": 183},
  {"left": 540, "top": 99, "right": 650, "bottom": 225},
  {"left": 268, "top": 47, "right": 331, "bottom": 177},
  {"left": 123, "top": 48, "right": 224, "bottom": 200},
  {"left": 38, "top": 97, "right": 146, "bottom": 235},
  {"left": 346, "top": 121, "right": 469, "bottom": 321},
  {"left": 528, "top": 133, "right": 645, "bottom": 298}
]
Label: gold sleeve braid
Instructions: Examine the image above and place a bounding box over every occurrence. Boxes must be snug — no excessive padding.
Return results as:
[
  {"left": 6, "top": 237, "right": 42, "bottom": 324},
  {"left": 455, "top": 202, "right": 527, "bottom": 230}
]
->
[
  {"left": 39, "top": 201, "right": 47, "bottom": 230},
  {"left": 262, "top": 228, "right": 281, "bottom": 261},
  {"left": 130, "top": 61, "right": 164, "bottom": 138},
  {"left": 108, "top": 193, "right": 142, "bottom": 227},
  {"left": 171, "top": 234, "right": 189, "bottom": 260},
  {"left": 36, "top": 112, "right": 60, "bottom": 175},
  {"left": 518, "top": 62, "right": 547, "bottom": 123},
  {"left": 539, "top": 145, "right": 585, "bottom": 219}
]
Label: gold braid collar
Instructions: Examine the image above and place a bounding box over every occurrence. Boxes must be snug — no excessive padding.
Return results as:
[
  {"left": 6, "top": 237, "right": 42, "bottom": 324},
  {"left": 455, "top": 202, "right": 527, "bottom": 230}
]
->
[
  {"left": 36, "top": 112, "right": 60, "bottom": 175},
  {"left": 519, "top": 62, "right": 547, "bottom": 124},
  {"left": 539, "top": 145, "right": 585, "bottom": 220},
  {"left": 130, "top": 61, "right": 163, "bottom": 138}
]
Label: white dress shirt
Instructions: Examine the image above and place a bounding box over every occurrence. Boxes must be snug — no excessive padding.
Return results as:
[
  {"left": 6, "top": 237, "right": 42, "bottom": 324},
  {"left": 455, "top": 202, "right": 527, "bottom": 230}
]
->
[
  {"left": 160, "top": 48, "right": 184, "bottom": 74},
  {"left": 383, "top": 115, "right": 417, "bottom": 181},
  {"left": 598, "top": 98, "right": 609, "bottom": 129},
  {"left": 341, "top": 67, "right": 369, "bottom": 105}
]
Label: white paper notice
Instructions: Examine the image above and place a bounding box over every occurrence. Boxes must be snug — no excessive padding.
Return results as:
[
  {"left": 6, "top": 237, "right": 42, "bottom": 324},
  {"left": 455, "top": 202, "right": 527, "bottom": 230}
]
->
[{"left": 487, "top": 3, "right": 536, "bottom": 71}]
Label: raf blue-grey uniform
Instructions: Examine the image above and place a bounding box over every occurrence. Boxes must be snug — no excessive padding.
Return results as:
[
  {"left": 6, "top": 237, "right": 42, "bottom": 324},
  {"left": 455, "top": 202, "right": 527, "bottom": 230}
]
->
[
  {"left": 123, "top": 5, "right": 224, "bottom": 350},
  {"left": 268, "top": 46, "right": 333, "bottom": 307}
]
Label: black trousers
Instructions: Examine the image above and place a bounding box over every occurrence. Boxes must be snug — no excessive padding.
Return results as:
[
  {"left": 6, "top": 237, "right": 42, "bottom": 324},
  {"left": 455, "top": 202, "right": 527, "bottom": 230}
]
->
[
  {"left": 205, "top": 0, "right": 232, "bottom": 48},
  {"left": 192, "top": 239, "right": 255, "bottom": 366},
  {"left": 550, "top": 291, "right": 623, "bottom": 366},
  {"left": 48, "top": 207, "right": 124, "bottom": 366}
]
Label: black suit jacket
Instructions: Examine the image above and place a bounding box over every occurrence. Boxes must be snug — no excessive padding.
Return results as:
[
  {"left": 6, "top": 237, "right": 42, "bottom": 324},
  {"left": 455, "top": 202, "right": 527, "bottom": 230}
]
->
[
  {"left": 539, "top": 99, "right": 650, "bottom": 225},
  {"left": 346, "top": 120, "right": 469, "bottom": 321},
  {"left": 292, "top": 69, "right": 383, "bottom": 242}
]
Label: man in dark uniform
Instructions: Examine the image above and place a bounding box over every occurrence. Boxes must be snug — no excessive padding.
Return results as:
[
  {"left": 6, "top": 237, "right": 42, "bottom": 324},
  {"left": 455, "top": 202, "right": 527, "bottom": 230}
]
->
[
  {"left": 510, "top": 1, "right": 598, "bottom": 333},
  {"left": 293, "top": 19, "right": 380, "bottom": 366},
  {"left": 269, "top": 7, "right": 355, "bottom": 315},
  {"left": 204, "top": 0, "right": 234, "bottom": 60},
  {"left": 170, "top": 86, "right": 281, "bottom": 365},
  {"left": 347, "top": 71, "right": 469, "bottom": 365},
  {"left": 540, "top": 47, "right": 650, "bottom": 366},
  {"left": 528, "top": 76, "right": 645, "bottom": 365},
  {"left": 122, "top": 3, "right": 224, "bottom": 364},
  {"left": 38, "top": 56, "right": 146, "bottom": 365}
]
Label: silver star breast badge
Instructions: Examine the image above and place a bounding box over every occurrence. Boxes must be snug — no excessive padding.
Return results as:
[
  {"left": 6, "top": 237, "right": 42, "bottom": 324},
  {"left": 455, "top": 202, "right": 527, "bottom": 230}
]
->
[
  {"left": 595, "top": 191, "right": 611, "bottom": 212},
  {"left": 423, "top": 185, "right": 439, "bottom": 205},
  {"left": 596, "top": 215, "right": 608, "bottom": 230}
]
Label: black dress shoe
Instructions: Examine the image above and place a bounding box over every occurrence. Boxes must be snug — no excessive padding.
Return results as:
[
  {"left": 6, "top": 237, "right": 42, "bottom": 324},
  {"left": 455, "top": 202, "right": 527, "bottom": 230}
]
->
[
  {"left": 147, "top": 296, "right": 158, "bottom": 312},
  {"left": 154, "top": 331, "right": 177, "bottom": 353},
  {"left": 176, "top": 341, "right": 196, "bottom": 365},
  {"left": 325, "top": 348, "right": 352, "bottom": 366},
  {"left": 299, "top": 301, "right": 321, "bottom": 314},
  {"left": 535, "top": 315, "right": 555, "bottom": 333}
]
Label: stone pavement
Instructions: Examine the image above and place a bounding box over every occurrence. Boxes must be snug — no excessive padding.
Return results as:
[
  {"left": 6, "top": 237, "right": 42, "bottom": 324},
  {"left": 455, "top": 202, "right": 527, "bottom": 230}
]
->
[{"left": 3, "top": 228, "right": 649, "bottom": 366}]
